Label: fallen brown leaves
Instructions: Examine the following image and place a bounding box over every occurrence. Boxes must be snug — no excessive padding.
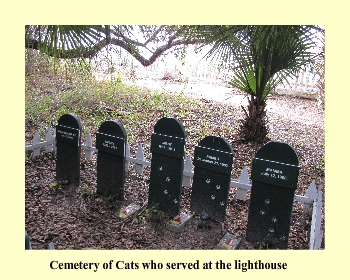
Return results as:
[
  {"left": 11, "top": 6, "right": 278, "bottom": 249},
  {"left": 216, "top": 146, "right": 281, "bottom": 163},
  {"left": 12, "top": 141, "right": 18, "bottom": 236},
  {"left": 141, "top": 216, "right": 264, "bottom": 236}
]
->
[{"left": 25, "top": 93, "right": 324, "bottom": 250}]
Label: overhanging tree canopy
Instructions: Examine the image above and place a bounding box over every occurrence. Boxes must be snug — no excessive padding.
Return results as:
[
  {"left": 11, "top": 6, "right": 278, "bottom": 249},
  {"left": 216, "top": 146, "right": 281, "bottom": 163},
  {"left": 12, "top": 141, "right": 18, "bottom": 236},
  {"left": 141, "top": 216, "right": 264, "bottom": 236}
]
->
[
  {"left": 25, "top": 25, "right": 211, "bottom": 67},
  {"left": 25, "top": 25, "right": 324, "bottom": 143}
]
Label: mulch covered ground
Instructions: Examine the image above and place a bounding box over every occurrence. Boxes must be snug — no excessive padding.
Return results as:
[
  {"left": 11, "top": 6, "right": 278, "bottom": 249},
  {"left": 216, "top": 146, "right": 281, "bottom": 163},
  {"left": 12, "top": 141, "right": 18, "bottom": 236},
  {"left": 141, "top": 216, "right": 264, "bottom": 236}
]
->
[{"left": 25, "top": 94, "right": 324, "bottom": 250}]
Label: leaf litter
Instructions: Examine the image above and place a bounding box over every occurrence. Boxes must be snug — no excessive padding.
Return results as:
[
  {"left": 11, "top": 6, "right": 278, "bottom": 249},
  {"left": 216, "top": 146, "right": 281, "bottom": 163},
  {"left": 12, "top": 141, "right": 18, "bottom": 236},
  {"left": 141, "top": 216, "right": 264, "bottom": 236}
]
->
[{"left": 25, "top": 71, "right": 324, "bottom": 250}]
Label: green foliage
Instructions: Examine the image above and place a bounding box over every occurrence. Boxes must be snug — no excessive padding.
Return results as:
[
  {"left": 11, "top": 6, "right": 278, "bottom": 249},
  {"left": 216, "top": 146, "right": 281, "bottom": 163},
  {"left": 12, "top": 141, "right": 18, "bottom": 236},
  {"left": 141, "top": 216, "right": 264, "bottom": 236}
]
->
[
  {"left": 253, "top": 234, "right": 278, "bottom": 249},
  {"left": 25, "top": 49, "right": 229, "bottom": 153},
  {"left": 115, "top": 72, "right": 123, "bottom": 84},
  {"left": 56, "top": 105, "right": 71, "bottom": 118},
  {"left": 254, "top": 240, "right": 269, "bottom": 250},
  {"left": 153, "top": 93, "right": 162, "bottom": 103},
  {"left": 81, "top": 184, "right": 97, "bottom": 198},
  {"left": 26, "top": 25, "right": 104, "bottom": 60},
  {"left": 25, "top": 25, "right": 210, "bottom": 69},
  {"left": 48, "top": 181, "right": 62, "bottom": 192},
  {"left": 145, "top": 204, "right": 159, "bottom": 215},
  {"left": 103, "top": 196, "right": 116, "bottom": 209},
  {"left": 138, "top": 204, "right": 159, "bottom": 220},
  {"left": 202, "top": 25, "right": 323, "bottom": 142},
  {"left": 316, "top": 153, "right": 325, "bottom": 170},
  {"left": 213, "top": 26, "right": 318, "bottom": 105}
]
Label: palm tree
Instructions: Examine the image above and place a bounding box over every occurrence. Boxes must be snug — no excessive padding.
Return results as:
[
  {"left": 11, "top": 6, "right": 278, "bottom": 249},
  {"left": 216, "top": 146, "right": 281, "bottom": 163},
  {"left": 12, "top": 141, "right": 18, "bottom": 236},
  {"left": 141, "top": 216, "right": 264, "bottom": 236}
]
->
[
  {"left": 25, "top": 25, "right": 106, "bottom": 59},
  {"left": 206, "top": 25, "right": 323, "bottom": 143},
  {"left": 25, "top": 25, "right": 323, "bottom": 143}
]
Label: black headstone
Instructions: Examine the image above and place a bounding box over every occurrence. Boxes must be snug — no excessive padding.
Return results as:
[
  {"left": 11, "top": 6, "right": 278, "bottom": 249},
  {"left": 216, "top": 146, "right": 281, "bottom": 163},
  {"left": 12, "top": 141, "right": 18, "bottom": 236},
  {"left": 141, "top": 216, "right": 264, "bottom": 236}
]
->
[
  {"left": 96, "top": 120, "right": 127, "bottom": 200},
  {"left": 56, "top": 114, "right": 82, "bottom": 186},
  {"left": 246, "top": 141, "right": 300, "bottom": 249},
  {"left": 190, "top": 136, "right": 234, "bottom": 222},
  {"left": 25, "top": 231, "right": 31, "bottom": 250},
  {"left": 148, "top": 117, "right": 186, "bottom": 216}
]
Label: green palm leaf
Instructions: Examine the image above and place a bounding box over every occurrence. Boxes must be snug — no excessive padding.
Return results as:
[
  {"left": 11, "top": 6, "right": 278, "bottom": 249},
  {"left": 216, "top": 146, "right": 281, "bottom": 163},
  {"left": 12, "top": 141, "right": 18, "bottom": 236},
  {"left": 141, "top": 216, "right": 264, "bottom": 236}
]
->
[
  {"left": 206, "top": 25, "right": 319, "bottom": 104},
  {"left": 25, "top": 25, "right": 106, "bottom": 59}
]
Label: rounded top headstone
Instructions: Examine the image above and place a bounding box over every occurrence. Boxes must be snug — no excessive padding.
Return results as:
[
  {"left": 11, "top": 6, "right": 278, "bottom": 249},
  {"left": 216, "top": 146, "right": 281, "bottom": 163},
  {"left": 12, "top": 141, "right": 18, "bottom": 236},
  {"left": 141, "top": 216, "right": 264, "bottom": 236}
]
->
[
  {"left": 153, "top": 117, "right": 186, "bottom": 138},
  {"left": 198, "top": 135, "right": 233, "bottom": 154},
  {"left": 255, "top": 141, "right": 299, "bottom": 166},
  {"left": 98, "top": 120, "right": 127, "bottom": 139},
  {"left": 57, "top": 113, "right": 82, "bottom": 130}
]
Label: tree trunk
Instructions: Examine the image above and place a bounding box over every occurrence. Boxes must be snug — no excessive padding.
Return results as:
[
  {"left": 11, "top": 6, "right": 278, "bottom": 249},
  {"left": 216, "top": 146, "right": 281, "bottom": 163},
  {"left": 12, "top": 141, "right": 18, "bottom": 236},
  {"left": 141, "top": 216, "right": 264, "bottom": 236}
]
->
[{"left": 239, "top": 97, "right": 269, "bottom": 143}]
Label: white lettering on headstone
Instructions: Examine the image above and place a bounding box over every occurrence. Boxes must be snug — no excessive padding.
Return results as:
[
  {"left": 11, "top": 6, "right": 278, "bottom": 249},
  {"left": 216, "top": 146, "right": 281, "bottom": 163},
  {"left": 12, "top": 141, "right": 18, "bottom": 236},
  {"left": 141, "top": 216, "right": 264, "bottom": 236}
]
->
[
  {"left": 196, "top": 154, "right": 229, "bottom": 168},
  {"left": 58, "top": 129, "right": 76, "bottom": 140},
  {"left": 102, "top": 139, "right": 117, "bottom": 150},
  {"left": 159, "top": 141, "right": 175, "bottom": 152},
  {"left": 260, "top": 167, "right": 288, "bottom": 180},
  {"left": 206, "top": 155, "right": 219, "bottom": 161}
]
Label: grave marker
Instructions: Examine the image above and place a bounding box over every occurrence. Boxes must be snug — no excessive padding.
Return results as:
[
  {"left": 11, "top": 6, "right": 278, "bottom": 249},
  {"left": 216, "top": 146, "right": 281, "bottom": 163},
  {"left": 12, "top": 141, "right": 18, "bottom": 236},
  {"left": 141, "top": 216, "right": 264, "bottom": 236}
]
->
[
  {"left": 166, "top": 213, "right": 193, "bottom": 232},
  {"left": 118, "top": 203, "right": 141, "bottom": 218},
  {"left": 96, "top": 120, "right": 127, "bottom": 200},
  {"left": 246, "top": 141, "right": 300, "bottom": 249},
  {"left": 25, "top": 231, "right": 32, "bottom": 250},
  {"left": 56, "top": 114, "right": 82, "bottom": 186},
  {"left": 148, "top": 117, "right": 186, "bottom": 216},
  {"left": 190, "top": 136, "right": 234, "bottom": 222},
  {"left": 216, "top": 233, "right": 241, "bottom": 250}
]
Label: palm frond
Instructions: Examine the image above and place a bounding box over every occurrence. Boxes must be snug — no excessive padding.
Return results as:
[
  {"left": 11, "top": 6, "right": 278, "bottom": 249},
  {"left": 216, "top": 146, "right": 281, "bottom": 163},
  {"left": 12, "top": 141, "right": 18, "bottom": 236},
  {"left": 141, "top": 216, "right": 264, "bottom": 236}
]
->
[
  {"left": 209, "top": 25, "right": 319, "bottom": 104},
  {"left": 26, "top": 25, "right": 106, "bottom": 59}
]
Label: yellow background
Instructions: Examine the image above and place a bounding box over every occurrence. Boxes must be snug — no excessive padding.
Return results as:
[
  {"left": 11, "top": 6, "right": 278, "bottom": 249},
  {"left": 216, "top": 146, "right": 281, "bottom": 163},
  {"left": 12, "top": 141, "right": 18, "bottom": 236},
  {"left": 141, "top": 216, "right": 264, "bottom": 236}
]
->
[{"left": 1, "top": 1, "right": 346, "bottom": 279}]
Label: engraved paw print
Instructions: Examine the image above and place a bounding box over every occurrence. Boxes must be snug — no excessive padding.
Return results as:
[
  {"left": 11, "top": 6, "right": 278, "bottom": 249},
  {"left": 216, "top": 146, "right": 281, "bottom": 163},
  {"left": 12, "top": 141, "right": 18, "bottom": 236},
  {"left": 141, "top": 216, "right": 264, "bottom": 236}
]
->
[
  {"left": 164, "top": 190, "right": 168, "bottom": 194},
  {"left": 206, "top": 179, "right": 211, "bottom": 184},
  {"left": 158, "top": 166, "right": 163, "bottom": 171},
  {"left": 220, "top": 201, "right": 225, "bottom": 206},
  {"left": 166, "top": 177, "right": 170, "bottom": 182},
  {"left": 211, "top": 195, "right": 215, "bottom": 200},
  {"left": 216, "top": 185, "right": 221, "bottom": 190},
  {"left": 173, "top": 199, "right": 178, "bottom": 204}
]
